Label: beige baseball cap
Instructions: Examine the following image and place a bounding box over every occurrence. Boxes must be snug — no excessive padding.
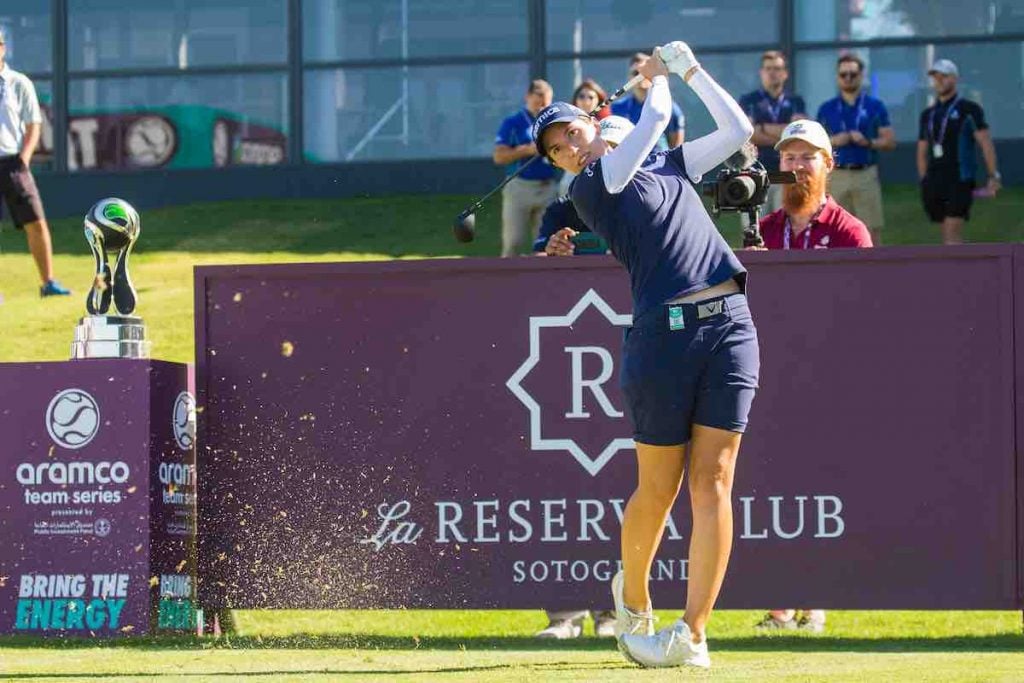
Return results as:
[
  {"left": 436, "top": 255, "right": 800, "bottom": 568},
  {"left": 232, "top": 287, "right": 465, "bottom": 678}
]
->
[
  {"left": 598, "top": 115, "right": 635, "bottom": 146},
  {"left": 774, "top": 119, "right": 833, "bottom": 156}
]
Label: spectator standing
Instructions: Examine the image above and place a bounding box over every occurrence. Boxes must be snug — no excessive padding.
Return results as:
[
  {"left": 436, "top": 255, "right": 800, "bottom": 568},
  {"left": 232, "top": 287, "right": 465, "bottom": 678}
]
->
[
  {"left": 611, "top": 53, "right": 685, "bottom": 150},
  {"left": 739, "top": 51, "right": 807, "bottom": 214},
  {"left": 0, "top": 27, "right": 70, "bottom": 297},
  {"left": 917, "top": 59, "right": 1001, "bottom": 245},
  {"left": 493, "top": 79, "right": 559, "bottom": 257},
  {"left": 817, "top": 54, "right": 895, "bottom": 245},
  {"left": 573, "top": 79, "right": 611, "bottom": 120}
]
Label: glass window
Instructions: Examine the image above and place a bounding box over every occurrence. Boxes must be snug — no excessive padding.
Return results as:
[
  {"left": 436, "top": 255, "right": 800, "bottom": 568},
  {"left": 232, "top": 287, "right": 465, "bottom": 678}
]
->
[
  {"left": 303, "top": 0, "right": 527, "bottom": 62},
  {"left": 795, "top": 42, "right": 1024, "bottom": 142},
  {"left": 547, "top": 52, "right": 765, "bottom": 141},
  {"left": 546, "top": 0, "right": 779, "bottom": 52},
  {"left": 69, "top": 74, "right": 288, "bottom": 171},
  {"left": 68, "top": 0, "right": 286, "bottom": 71},
  {"left": 0, "top": 1, "right": 53, "bottom": 74},
  {"left": 796, "top": 0, "right": 1024, "bottom": 43},
  {"left": 28, "top": 80, "right": 56, "bottom": 173},
  {"left": 303, "top": 61, "right": 528, "bottom": 162}
]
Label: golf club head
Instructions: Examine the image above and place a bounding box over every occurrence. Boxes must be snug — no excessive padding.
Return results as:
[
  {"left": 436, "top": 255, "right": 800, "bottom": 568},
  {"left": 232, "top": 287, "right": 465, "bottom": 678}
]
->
[{"left": 453, "top": 210, "right": 476, "bottom": 243}]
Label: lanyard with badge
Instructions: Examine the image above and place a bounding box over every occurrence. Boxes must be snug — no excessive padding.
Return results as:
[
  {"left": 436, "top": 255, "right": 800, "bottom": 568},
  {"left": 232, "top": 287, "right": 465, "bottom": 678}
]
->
[
  {"left": 782, "top": 202, "right": 827, "bottom": 250},
  {"left": 836, "top": 93, "right": 866, "bottom": 132},
  {"left": 929, "top": 96, "right": 960, "bottom": 159},
  {"left": 761, "top": 89, "right": 787, "bottom": 123},
  {"left": 782, "top": 216, "right": 813, "bottom": 250}
]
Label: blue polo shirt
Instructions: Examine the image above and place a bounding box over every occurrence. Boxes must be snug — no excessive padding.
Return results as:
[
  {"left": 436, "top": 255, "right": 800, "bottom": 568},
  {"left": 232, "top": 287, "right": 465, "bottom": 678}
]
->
[
  {"left": 611, "top": 95, "right": 685, "bottom": 151},
  {"left": 570, "top": 147, "right": 745, "bottom": 318},
  {"left": 738, "top": 89, "right": 806, "bottom": 170},
  {"left": 817, "top": 93, "right": 891, "bottom": 167},
  {"left": 495, "top": 108, "right": 558, "bottom": 181}
]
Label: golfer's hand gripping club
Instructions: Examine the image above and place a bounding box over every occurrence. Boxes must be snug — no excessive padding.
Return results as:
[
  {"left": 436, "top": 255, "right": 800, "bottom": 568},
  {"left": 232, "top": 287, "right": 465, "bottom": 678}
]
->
[{"left": 656, "top": 41, "right": 699, "bottom": 80}]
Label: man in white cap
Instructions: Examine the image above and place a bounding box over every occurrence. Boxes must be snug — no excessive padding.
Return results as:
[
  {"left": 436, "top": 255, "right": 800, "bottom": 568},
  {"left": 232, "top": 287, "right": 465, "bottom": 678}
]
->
[
  {"left": 917, "top": 58, "right": 1001, "bottom": 245},
  {"left": 757, "top": 119, "right": 872, "bottom": 250}
]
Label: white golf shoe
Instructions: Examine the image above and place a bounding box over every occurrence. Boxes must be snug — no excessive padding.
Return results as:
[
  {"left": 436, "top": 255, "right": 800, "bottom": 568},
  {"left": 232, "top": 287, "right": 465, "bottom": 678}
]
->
[
  {"left": 618, "top": 618, "right": 711, "bottom": 669},
  {"left": 610, "top": 570, "right": 656, "bottom": 638}
]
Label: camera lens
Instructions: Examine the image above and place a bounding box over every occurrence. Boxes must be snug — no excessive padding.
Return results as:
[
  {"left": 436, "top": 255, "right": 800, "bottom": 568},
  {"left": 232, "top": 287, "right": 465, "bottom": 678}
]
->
[{"left": 723, "top": 175, "right": 757, "bottom": 204}]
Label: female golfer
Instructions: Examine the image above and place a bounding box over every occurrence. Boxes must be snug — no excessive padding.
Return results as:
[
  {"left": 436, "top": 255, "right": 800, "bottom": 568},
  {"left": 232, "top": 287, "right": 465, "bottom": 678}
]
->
[{"left": 533, "top": 42, "right": 757, "bottom": 669}]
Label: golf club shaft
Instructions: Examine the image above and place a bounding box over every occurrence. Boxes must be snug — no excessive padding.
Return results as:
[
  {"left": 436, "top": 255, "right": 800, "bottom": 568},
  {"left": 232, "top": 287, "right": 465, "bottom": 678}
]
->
[{"left": 456, "top": 72, "right": 647, "bottom": 221}]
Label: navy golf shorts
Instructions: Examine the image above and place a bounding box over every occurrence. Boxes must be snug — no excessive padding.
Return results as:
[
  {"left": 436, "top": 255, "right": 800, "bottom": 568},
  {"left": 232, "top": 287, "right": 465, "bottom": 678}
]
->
[{"left": 621, "top": 292, "right": 760, "bottom": 446}]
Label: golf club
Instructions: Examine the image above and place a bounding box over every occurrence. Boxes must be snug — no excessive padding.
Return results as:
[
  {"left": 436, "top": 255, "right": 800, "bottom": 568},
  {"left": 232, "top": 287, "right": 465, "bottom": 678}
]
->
[{"left": 453, "top": 71, "right": 647, "bottom": 243}]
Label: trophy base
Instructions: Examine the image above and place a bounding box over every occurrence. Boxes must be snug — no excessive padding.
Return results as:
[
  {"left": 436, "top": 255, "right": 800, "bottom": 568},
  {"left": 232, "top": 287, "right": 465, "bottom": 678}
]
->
[{"left": 71, "top": 315, "right": 152, "bottom": 359}]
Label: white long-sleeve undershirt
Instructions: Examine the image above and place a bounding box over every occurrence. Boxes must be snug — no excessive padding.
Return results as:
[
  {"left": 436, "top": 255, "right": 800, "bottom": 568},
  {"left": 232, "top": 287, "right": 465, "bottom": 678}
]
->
[{"left": 600, "top": 68, "right": 753, "bottom": 194}]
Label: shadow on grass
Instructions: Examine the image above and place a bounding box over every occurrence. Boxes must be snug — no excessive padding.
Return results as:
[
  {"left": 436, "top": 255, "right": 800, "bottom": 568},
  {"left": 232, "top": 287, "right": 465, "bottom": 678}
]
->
[
  {"left": 0, "top": 661, "right": 629, "bottom": 680},
  {"left": 2, "top": 632, "right": 1022, "bottom": 654}
]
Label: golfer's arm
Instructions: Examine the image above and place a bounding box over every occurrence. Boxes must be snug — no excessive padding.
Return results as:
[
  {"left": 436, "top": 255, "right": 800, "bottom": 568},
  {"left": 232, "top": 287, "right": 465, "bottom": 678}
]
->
[
  {"left": 600, "top": 76, "right": 672, "bottom": 194},
  {"left": 679, "top": 70, "right": 753, "bottom": 180}
]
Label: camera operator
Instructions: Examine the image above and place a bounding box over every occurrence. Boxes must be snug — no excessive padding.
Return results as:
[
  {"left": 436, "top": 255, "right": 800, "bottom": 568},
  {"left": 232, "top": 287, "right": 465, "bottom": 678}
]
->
[{"left": 758, "top": 120, "right": 872, "bottom": 250}]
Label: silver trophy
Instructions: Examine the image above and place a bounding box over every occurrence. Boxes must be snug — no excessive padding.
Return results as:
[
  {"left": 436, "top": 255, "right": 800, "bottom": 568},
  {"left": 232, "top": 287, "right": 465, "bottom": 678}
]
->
[{"left": 71, "top": 198, "right": 151, "bottom": 359}]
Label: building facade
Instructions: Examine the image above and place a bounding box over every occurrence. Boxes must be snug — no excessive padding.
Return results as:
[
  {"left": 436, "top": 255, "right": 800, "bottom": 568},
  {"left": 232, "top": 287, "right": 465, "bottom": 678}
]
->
[{"left": 3, "top": 0, "right": 1023, "bottom": 214}]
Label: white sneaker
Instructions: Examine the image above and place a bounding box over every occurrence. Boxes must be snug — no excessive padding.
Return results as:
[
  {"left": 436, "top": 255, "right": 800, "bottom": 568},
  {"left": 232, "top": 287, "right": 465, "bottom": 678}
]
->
[
  {"left": 618, "top": 618, "right": 711, "bottom": 669},
  {"left": 610, "top": 570, "right": 655, "bottom": 638},
  {"left": 535, "top": 618, "right": 583, "bottom": 639}
]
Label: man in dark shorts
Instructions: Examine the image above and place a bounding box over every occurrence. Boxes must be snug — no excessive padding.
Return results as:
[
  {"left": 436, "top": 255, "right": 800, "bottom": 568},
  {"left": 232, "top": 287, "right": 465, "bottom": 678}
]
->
[
  {"left": 0, "top": 27, "right": 70, "bottom": 297},
  {"left": 917, "top": 59, "right": 1001, "bottom": 245}
]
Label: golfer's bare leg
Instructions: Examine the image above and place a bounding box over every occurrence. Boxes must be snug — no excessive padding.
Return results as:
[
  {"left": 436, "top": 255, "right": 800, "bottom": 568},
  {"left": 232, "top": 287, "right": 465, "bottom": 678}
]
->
[
  {"left": 23, "top": 219, "right": 55, "bottom": 283},
  {"left": 621, "top": 442, "right": 686, "bottom": 612},
  {"left": 683, "top": 423, "right": 742, "bottom": 641},
  {"left": 941, "top": 216, "right": 964, "bottom": 245}
]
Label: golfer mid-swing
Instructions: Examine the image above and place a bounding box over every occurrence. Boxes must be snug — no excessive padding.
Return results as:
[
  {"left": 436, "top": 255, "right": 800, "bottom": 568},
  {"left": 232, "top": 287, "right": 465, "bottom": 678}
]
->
[{"left": 534, "top": 41, "right": 759, "bottom": 669}]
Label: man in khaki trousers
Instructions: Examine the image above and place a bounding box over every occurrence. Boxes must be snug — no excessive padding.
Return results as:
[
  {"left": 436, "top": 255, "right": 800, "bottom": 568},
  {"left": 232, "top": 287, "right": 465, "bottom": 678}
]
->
[
  {"left": 816, "top": 54, "right": 895, "bottom": 245},
  {"left": 493, "top": 80, "right": 559, "bottom": 257}
]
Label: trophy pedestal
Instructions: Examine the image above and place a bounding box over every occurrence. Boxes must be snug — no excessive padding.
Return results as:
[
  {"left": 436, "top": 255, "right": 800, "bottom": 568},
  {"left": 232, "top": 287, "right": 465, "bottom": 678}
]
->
[
  {"left": 0, "top": 360, "right": 197, "bottom": 637},
  {"left": 71, "top": 315, "right": 151, "bottom": 359}
]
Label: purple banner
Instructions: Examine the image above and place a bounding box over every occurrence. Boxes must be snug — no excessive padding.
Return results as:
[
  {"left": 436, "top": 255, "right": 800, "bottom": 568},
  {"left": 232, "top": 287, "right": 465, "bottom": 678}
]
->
[
  {"left": 195, "top": 247, "right": 1021, "bottom": 611},
  {"left": 0, "top": 360, "right": 196, "bottom": 636}
]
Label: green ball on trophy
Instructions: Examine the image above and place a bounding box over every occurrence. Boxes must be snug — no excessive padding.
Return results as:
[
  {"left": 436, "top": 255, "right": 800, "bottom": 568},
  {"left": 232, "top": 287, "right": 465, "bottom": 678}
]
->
[
  {"left": 84, "top": 197, "right": 141, "bottom": 315},
  {"left": 72, "top": 198, "right": 150, "bottom": 359}
]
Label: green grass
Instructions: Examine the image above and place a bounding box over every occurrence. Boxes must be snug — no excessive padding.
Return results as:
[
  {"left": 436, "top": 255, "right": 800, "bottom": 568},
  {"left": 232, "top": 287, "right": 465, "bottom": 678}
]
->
[
  {"left": 1, "top": 187, "right": 1023, "bottom": 364},
  {"left": 1, "top": 610, "right": 1022, "bottom": 681}
]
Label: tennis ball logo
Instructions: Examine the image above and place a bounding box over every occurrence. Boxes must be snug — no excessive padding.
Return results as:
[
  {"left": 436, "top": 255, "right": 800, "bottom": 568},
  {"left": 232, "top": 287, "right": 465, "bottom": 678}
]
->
[
  {"left": 45, "top": 389, "right": 100, "bottom": 450},
  {"left": 172, "top": 391, "right": 196, "bottom": 451}
]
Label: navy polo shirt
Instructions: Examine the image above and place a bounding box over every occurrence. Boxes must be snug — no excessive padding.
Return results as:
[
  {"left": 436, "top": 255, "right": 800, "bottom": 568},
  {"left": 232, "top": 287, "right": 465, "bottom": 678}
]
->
[
  {"left": 918, "top": 96, "right": 988, "bottom": 182},
  {"left": 817, "top": 93, "right": 891, "bottom": 167},
  {"left": 611, "top": 95, "right": 685, "bottom": 151},
  {"left": 738, "top": 89, "right": 806, "bottom": 170},
  {"left": 570, "top": 147, "right": 745, "bottom": 318},
  {"left": 494, "top": 108, "right": 558, "bottom": 181},
  {"left": 532, "top": 195, "right": 590, "bottom": 252}
]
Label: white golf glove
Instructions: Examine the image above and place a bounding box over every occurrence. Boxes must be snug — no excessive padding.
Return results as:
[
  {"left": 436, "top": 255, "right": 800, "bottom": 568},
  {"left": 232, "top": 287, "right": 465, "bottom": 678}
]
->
[{"left": 658, "top": 41, "right": 699, "bottom": 79}]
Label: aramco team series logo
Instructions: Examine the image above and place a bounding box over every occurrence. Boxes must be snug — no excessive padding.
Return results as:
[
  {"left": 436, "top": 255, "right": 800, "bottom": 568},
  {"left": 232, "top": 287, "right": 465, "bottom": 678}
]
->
[
  {"left": 507, "top": 289, "right": 634, "bottom": 476},
  {"left": 172, "top": 391, "right": 196, "bottom": 451},
  {"left": 45, "top": 389, "right": 100, "bottom": 450}
]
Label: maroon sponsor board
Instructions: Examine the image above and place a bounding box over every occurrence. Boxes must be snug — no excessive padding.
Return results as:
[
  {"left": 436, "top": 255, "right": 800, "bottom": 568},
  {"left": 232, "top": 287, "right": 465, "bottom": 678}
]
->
[
  {"left": 0, "top": 360, "right": 196, "bottom": 636},
  {"left": 195, "top": 247, "right": 1022, "bottom": 611}
]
